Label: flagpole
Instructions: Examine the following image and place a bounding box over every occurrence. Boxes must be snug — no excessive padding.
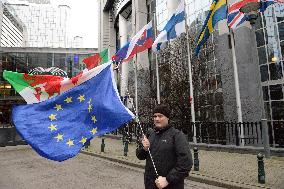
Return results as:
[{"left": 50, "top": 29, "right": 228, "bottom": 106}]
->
[
  {"left": 184, "top": 1, "right": 197, "bottom": 144},
  {"left": 153, "top": 11, "right": 161, "bottom": 104},
  {"left": 229, "top": 29, "right": 244, "bottom": 146},
  {"left": 132, "top": 0, "right": 158, "bottom": 178},
  {"left": 134, "top": 56, "right": 139, "bottom": 118}
]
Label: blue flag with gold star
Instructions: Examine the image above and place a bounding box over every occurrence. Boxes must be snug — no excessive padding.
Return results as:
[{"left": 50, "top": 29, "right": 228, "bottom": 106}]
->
[{"left": 12, "top": 62, "right": 134, "bottom": 161}]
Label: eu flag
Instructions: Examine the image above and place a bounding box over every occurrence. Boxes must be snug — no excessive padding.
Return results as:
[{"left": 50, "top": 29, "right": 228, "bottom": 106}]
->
[{"left": 12, "top": 63, "right": 134, "bottom": 161}]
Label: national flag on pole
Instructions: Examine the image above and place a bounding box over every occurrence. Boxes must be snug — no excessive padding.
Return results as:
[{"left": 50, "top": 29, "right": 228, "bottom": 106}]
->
[
  {"left": 195, "top": 0, "right": 227, "bottom": 55},
  {"left": 228, "top": 0, "right": 284, "bottom": 29},
  {"left": 112, "top": 21, "right": 153, "bottom": 63},
  {"left": 152, "top": 1, "right": 186, "bottom": 53},
  {"left": 83, "top": 49, "right": 109, "bottom": 70},
  {"left": 227, "top": 0, "right": 254, "bottom": 29},
  {"left": 3, "top": 61, "right": 112, "bottom": 104},
  {"left": 12, "top": 62, "right": 134, "bottom": 161}
]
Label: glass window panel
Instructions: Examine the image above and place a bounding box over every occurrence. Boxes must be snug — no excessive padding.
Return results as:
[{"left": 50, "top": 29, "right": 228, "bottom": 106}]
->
[
  {"left": 271, "top": 101, "right": 284, "bottom": 120},
  {"left": 260, "top": 64, "right": 269, "bottom": 82},
  {"left": 280, "top": 41, "right": 284, "bottom": 57},
  {"left": 264, "top": 102, "right": 271, "bottom": 120},
  {"left": 266, "top": 25, "right": 280, "bottom": 63},
  {"left": 255, "top": 29, "right": 266, "bottom": 47},
  {"left": 254, "top": 16, "right": 263, "bottom": 30},
  {"left": 262, "top": 86, "right": 269, "bottom": 101},
  {"left": 257, "top": 47, "right": 267, "bottom": 65},
  {"left": 274, "top": 3, "right": 284, "bottom": 19},
  {"left": 269, "top": 84, "right": 283, "bottom": 100},
  {"left": 263, "top": 6, "right": 275, "bottom": 27},
  {"left": 278, "top": 22, "right": 284, "bottom": 41},
  {"left": 269, "top": 62, "right": 283, "bottom": 80}
]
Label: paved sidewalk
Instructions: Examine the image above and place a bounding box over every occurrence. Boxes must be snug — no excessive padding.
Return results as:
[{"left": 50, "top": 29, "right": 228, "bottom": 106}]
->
[{"left": 81, "top": 135, "right": 284, "bottom": 189}]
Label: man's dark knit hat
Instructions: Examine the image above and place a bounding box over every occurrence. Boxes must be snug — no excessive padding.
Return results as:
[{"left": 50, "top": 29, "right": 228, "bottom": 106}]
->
[{"left": 153, "top": 104, "right": 171, "bottom": 118}]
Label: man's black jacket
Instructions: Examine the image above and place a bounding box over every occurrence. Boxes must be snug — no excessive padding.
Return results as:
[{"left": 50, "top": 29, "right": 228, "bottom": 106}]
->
[{"left": 136, "top": 126, "right": 193, "bottom": 189}]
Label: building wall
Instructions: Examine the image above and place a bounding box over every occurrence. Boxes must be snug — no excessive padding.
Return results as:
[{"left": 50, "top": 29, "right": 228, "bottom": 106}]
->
[
  {"left": 0, "top": 2, "right": 26, "bottom": 47},
  {"left": 99, "top": 0, "right": 284, "bottom": 122},
  {"left": 8, "top": 1, "right": 71, "bottom": 48},
  {"left": 98, "top": 0, "right": 116, "bottom": 56}
]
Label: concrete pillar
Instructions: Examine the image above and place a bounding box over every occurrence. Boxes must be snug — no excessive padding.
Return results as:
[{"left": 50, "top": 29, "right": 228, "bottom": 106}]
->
[
  {"left": 132, "top": 0, "right": 149, "bottom": 70},
  {"left": 119, "top": 14, "right": 129, "bottom": 97},
  {"left": 215, "top": 0, "right": 263, "bottom": 123}
]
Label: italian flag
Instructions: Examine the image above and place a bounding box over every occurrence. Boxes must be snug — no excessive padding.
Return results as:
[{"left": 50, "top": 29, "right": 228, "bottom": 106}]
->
[
  {"left": 3, "top": 62, "right": 111, "bottom": 104},
  {"left": 83, "top": 49, "right": 109, "bottom": 70}
]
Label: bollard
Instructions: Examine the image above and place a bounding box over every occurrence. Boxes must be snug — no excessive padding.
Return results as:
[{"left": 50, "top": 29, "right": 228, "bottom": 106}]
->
[
  {"left": 101, "top": 138, "right": 105, "bottom": 152},
  {"left": 124, "top": 140, "right": 129, "bottom": 156},
  {"left": 257, "top": 153, "right": 265, "bottom": 184},
  {"left": 193, "top": 147, "right": 199, "bottom": 171},
  {"left": 84, "top": 139, "right": 90, "bottom": 150}
]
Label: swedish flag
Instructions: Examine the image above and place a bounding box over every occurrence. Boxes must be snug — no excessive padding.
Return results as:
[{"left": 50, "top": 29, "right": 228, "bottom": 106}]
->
[{"left": 195, "top": 0, "right": 227, "bottom": 55}]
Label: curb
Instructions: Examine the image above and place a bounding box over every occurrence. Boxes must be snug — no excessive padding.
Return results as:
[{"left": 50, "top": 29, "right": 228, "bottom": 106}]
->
[{"left": 81, "top": 150, "right": 271, "bottom": 189}]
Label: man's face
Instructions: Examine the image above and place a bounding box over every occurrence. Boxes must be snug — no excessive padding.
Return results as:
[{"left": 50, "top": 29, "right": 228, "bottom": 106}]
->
[{"left": 153, "top": 113, "right": 169, "bottom": 129}]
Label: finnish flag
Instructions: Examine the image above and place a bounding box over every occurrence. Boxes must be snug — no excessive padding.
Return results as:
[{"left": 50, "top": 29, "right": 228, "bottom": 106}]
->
[{"left": 152, "top": 1, "right": 186, "bottom": 53}]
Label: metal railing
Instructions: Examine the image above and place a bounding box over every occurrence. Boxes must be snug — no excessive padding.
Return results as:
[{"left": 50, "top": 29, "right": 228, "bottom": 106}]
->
[{"left": 114, "top": 121, "right": 284, "bottom": 148}]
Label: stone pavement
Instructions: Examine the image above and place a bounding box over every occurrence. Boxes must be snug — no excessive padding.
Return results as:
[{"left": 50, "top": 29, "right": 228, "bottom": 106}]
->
[{"left": 81, "top": 135, "right": 284, "bottom": 189}]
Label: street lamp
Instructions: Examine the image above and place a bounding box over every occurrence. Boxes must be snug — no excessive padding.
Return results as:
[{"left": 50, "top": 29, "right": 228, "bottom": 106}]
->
[{"left": 240, "top": 2, "right": 261, "bottom": 25}]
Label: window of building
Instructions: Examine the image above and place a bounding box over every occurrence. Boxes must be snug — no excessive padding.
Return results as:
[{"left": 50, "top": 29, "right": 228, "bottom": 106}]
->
[{"left": 257, "top": 4, "right": 284, "bottom": 120}]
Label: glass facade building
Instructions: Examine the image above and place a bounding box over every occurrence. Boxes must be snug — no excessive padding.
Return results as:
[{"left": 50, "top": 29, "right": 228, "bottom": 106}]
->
[
  {"left": 155, "top": 0, "right": 223, "bottom": 121},
  {"left": 154, "top": 0, "right": 284, "bottom": 121},
  {"left": 255, "top": 4, "right": 284, "bottom": 121},
  {"left": 6, "top": 0, "right": 71, "bottom": 48},
  {"left": 0, "top": 47, "right": 97, "bottom": 125},
  {"left": 0, "top": 1, "right": 26, "bottom": 47}
]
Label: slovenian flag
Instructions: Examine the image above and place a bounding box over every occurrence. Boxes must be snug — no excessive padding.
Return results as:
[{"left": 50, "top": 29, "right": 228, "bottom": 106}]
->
[{"left": 112, "top": 21, "right": 154, "bottom": 63}]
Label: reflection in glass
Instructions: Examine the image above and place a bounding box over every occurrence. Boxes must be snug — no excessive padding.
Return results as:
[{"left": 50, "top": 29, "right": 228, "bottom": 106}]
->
[
  {"left": 269, "top": 62, "right": 283, "bottom": 80},
  {"left": 271, "top": 101, "right": 284, "bottom": 120},
  {"left": 257, "top": 47, "right": 267, "bottom": 65},
  {"left": 278, "top": 22, "right": 284, "bottom": 41},
  {"left": 264, "top": 102, "right": 271, "bottom": 120},
  {"left": 254, "top": 16, "right": 263, "bottom": 30},
  {"left": 262, "top": 86, "right": 269, "bottom": 101},
  {"left": 260, "top": 64, "right": 269, "bottom": 82},
  {"left": 269, "top": 84, "right": 283, "bottom": 100},
  {"left": 255, "top": 29, "right": 266, "bottom": 47},
  {"left": 266, "top": 24, "right": 280, "bottom": 63}
]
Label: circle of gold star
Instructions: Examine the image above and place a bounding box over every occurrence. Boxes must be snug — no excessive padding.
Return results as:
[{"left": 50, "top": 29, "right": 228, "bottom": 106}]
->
[
  {"left": 66, "top": 139, "right": 74, "bottom": 147},
  {"left": 54, "top": 133, "right": 63, "bottom": 142},
  {"left": 91, "top": 115, "right": 97, "bottom": 124},
  {"left": 80, "top": 137, "right": 87, "bottom": 144},
  {"left": 90, "top": 127, "right": 97, "bottom": 135},
  {"left": 54, "top": 104, "right": 63, "bottom": 111},
  {"left": 64, "top": 97, "right": 72, "bottom": 103},
  {"left": 49, "top": 114, "right": 57, "bottom": 121},
  {"left": 48, "top": 124, "right": 57, "bottom": 131},
  {"left": 78, "top": 94, "right": 85, "bottom": 102}
]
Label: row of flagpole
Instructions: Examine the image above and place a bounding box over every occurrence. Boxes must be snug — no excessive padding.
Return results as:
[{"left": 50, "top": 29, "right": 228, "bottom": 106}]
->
[
  {"left": 108, "top": 0, "right": 280, "bottom": 146},
  {"left": 114, "top": 0, "right": 243, "bottom": 146}
]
